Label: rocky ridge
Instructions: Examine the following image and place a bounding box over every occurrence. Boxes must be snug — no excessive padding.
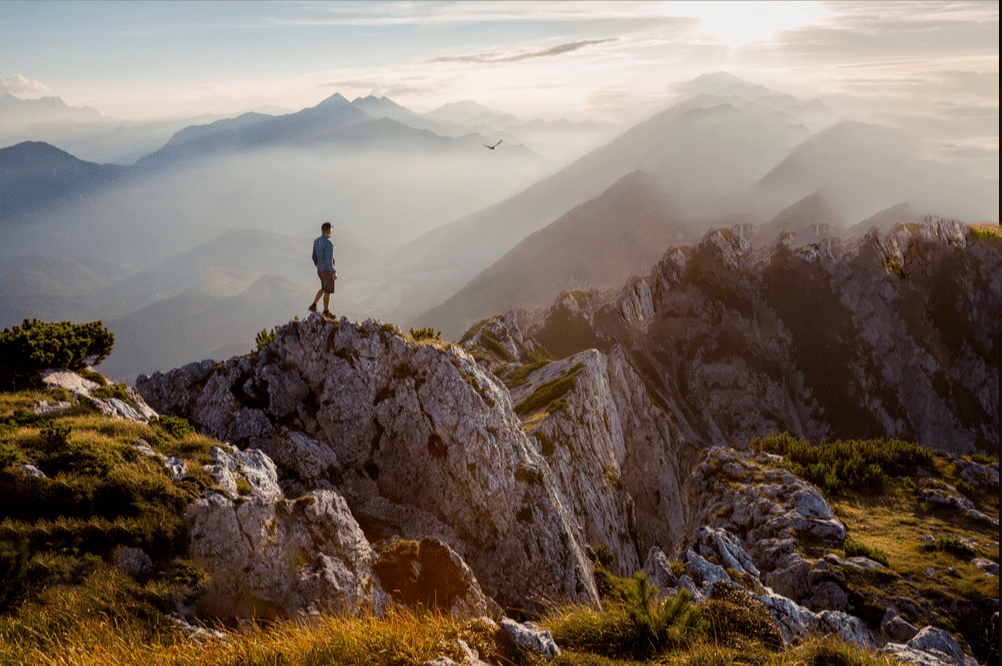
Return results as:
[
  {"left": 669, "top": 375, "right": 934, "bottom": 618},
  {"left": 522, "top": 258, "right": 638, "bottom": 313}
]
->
[
  {"left": 515, "top": 217, "right": 999, "bottom": 455},
  {"left": 127, "top": 218, "right": 998, "bottom": 663}
]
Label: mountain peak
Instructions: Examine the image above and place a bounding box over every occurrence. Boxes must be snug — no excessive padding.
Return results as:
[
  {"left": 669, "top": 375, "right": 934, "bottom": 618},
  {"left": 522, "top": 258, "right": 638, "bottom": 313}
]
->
[{"left": 315, "top": 92, "right": 350, "bottom": 109}]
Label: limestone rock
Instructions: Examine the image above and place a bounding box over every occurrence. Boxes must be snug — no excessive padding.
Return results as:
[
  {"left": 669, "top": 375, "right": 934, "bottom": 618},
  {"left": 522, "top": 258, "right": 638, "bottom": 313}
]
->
[
  {"left": 507, "top": 218, "right": 999, "bottom": 455},
  {"left": 816, "top": 610, "right": 875, "bottom": 650},
  {"left": 187, "top": 488, "right": 387, "bottom": 617},
  {"left": 500, "top": 345, "right": 689, "bottom": 576},
  {"left": 955, "top": 458, "right": 999, "bottom": 491},
  {"left": 111, "top": 546, "right": 153, "bottom": 579},
  {"left": 39, "top": 368, "right": 158, "bottom": 422},
  {"left": 919, "top": 486, "right": 999, "bottom": 528},
  {"left": 499, "top": 618, "right": 560, "bottom": 658},
  {"left": 19, "top": 464, "right": 45, "bottom": 478},
  {"left": 882, "top": 626, "right": 979, "bottom": 666},
  {"left": 757, "top": 592, "right": 818, "bottom": 644},
  {"left": 687, "top": 447, "right": 846, "bottom": 576},
  {"left": 882, "top": 609, "right": 920, "bottom": 643},
  {"left": 31, "top": 399, "right": 73, "bottom": 415},
  {"left": 642, "top": 547, "right": 678, "bottom": 597},
  {"left": 137, "top": 316, "right": 598, "bottom": 613},
  {"left": 972, "top": 558, "right": 998, "bottom": 576}
]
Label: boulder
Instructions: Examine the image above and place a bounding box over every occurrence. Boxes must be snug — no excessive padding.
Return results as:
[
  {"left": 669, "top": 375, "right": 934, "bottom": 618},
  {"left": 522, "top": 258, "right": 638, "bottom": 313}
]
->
[
  {"left": 111, "top": 546, "right": 153, "bottom": 579},
  {"left": 499, "top": 618, "right": 560, "bottom": 658},
  {"left": 906, "top": 626, "right": 977, "bottom": 666},
  {"left": 882, "top": 625, "right": 979, "bottom": 666},
  {"left": 19, "top": 464, "right": 45, "bottom": 478},
  {"left": 881, "top": 609, "right": 920, "bottom": 643},
  {"left": 642, "top": 546, "right": 678, "bottom": 597},
  {"left": 371, "top": 537, "right": 492, "bottom": 619},
  {"left": 816, "top": 610, "right": 875, "bottom": 650},
  {"left": 187, "top": 488, "right": 387, "bottom": 617}
]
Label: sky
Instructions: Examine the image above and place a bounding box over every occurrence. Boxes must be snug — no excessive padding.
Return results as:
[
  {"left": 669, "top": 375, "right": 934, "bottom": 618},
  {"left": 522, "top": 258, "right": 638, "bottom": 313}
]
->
[{"left": 1, "top": 1, "right": 998, "bottom": 149}]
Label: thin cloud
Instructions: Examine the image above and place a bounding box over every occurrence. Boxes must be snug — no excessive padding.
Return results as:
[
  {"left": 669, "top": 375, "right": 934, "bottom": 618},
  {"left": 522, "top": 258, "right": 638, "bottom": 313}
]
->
[
  {"left": 0, "top": 74, "right": 52, "bottom": 96},
  {"left": 428, "top": 38, "right": 616, "bottom": 64}
]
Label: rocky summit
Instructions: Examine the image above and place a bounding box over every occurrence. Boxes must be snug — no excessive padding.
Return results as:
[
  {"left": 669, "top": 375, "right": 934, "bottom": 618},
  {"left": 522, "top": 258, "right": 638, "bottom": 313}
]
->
[{"left": 132, "top": 218, "right": 998, "bottom": 664}]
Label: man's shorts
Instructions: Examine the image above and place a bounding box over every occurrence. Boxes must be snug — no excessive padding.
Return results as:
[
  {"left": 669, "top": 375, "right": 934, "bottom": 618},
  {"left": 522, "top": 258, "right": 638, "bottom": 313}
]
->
[{"left": 318, "top": 270, "right": 337, "bottom": 293}]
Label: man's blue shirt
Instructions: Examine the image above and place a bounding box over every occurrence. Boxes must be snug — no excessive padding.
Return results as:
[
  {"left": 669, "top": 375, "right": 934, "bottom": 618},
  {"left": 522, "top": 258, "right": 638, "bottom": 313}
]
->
[{"left": 313, "top": 235, "right": 335, "bottom": 273}]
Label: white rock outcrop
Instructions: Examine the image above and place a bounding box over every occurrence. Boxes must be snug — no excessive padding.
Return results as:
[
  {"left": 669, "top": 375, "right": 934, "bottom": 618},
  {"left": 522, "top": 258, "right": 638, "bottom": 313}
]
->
[{"left": 138, "top": 316, "right": 598, "bottom": 613}]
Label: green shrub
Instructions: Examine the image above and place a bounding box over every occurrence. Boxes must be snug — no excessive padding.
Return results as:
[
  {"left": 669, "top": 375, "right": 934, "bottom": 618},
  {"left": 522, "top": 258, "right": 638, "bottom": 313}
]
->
[
  {"left": 750, "top": 433, "right": 935, "bottom": 494},
  {"left": 76, "top": 368, "right": 107, "bottom": 386},
  {"left": 0, "top": 319, "right": 115, "bottom": 390},
  {"left": 150, "top": 415, "right": 195, "bottom": 439},
  {"left": 254, "top": 326, "right": 277, "bottom": 351},
  {"left": 409, "top": 327, "right": 441, "bottom": 342},
  {"left": 954, "top": 479, "right": 978, "bottom": 500},
  {"left": 701, "top": 582, "right": 783, "bottom": 649},
  {"left": 591, "top": 544, "right": 616, "bottom": 571},
  {"left": 0, "top": 539, "right": 33, "bottom": 610},
  {"left": 0, "top": 442, "right": 22, "bottom": 469},
  {"left": 929, "top": 536, "right": 977, "bottom": 559},
  {"left": 514, "top": 363, "right": 585, "bottom": 415},
  {"left": 549, "top": 573, "right": 707, "bottom": 659},
  {"left": 969, "top": 453, "right": 996, "bottom": 465},
  {"left": 843, "top": 538, "right": 890, "bottom": 566},
  {"left": 39, "top": 421, "right": 72, "bottom": 450}
]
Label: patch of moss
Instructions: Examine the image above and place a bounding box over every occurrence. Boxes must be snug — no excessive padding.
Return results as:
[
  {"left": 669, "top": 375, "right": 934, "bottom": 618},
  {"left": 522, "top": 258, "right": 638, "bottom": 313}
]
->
[{"left": 514, "top": 363, "right": 586, "bottom": 416}]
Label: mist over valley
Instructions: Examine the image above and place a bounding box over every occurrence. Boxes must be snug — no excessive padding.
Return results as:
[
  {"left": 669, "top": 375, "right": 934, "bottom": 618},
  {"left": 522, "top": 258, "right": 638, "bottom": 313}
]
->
[{"left": 1, "top": 71, "right": 998, "bottom": 380}]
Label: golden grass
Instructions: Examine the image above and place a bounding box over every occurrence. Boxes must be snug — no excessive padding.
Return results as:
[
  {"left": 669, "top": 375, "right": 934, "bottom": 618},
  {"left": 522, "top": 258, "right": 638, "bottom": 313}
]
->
[
  {"left": 970, "top": 222, "right": 1001, "bottom": 238},
  {"left": 830, "top": 474, "right": 999, "bottom": 638}
]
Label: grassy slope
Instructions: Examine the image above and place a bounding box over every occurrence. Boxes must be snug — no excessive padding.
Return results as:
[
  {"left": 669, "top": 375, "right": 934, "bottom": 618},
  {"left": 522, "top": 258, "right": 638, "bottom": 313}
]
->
[{"left": 1, "top": 386, "right": 997, "bottom": 665}]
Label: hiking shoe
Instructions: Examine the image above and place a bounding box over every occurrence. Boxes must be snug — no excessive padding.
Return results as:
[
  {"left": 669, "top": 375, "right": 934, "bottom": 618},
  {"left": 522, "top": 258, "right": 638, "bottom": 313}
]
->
[
  {"left": 308, "top": 303, "right": 318, "bottom": 312},
  {"left": 322, "top": 310, "right": 336, "bottom": 320}
]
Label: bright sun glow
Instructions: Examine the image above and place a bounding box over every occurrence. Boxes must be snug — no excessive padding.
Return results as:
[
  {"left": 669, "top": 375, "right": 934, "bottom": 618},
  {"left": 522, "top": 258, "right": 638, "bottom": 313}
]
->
[{"left": 675, "top": 1, "right": 824, "bottom": 45}]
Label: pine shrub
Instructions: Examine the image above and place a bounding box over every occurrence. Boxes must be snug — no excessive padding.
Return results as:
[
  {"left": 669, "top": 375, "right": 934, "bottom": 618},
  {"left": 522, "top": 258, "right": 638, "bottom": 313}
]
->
[
  {"left": 0, "top": 319, "right": 115, "bottom": 390},
  {"left": 750, "top": 433, "right": 935, "bottom": 494}
]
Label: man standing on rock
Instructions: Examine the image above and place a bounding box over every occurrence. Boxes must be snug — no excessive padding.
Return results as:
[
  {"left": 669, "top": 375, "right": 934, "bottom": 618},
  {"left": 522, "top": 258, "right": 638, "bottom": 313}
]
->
[{"left": 309, "top": 221, "right": 337, "bottom": 319}]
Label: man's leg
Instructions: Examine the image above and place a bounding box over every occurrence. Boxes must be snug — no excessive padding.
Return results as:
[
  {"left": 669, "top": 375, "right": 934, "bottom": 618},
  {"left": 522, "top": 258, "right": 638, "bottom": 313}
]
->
[
  {"left": 323, "top": 291, "right": 331, "bottom": 312},
  {"left": 310, "top": 288, "right": 324, "bottom": 311}
]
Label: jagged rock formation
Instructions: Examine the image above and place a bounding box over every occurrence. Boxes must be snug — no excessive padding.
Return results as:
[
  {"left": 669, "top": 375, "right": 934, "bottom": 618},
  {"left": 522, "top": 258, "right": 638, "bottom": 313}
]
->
[
  {"left": 137, "top": 316, "right": 597, "bottom": 614},
  {"left": 460, "top": 314, "right": 695, "bottom": 577},
  {"left": 507, "top": 218, "right": 999, "bottom": 455}
]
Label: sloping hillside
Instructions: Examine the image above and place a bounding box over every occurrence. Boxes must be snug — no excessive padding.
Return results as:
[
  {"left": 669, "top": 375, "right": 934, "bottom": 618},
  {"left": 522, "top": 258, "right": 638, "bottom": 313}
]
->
[{"left": 418, "top": 172, "right": 712, "bottom": 337}]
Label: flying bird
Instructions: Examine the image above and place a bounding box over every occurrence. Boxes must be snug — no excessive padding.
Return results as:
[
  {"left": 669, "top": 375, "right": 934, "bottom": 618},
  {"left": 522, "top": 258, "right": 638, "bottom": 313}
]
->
[{"left": 483, "top": 140, "right": 502, "bottom": 150}]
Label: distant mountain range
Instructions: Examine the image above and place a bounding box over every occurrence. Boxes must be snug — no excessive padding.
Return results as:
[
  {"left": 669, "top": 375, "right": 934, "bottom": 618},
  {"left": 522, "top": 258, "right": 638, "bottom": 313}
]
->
[
  {"left": 1, "top": 72, "right": 997, "bottom": 381},
  {"left": 0, "top": 93, "right": 105, "bottom": 128},
  {"left": 0, "top": 141, "right": 131, "bottom": 225},
  {"left": 134, "top": 93, "right": 539, "bottom": 170}
]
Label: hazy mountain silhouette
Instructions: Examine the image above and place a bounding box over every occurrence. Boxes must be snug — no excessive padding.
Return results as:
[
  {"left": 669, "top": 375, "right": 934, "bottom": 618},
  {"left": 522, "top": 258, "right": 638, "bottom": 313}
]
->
[
  {"left": 390, "top": 84, "right": 811, "bottom": 321},
  {"left": 0, "top": 254, "right": 135, "bottom": 328},
  {"left": 99, "top": 227, "right": 378, "bottom": 314},
  {"left": 135, "top": 92, "right": 536, "bottom": 170},
  {"left": 0, "top": 141, "right": 131, "bottom": 225},
  {"left": 759, "top": 193, "right": 843, "bottom": 240},
  {"left": 416, "top": 172, "right": 710, "bottom": 337},
  {"left": 757, "top": 120, "right": 999, "bottom": 224},
  {"left": 100, "top": 274, "right": 307, "bottom": 381},
  {"left": 844, "top": 203, "right": 918, "bottom": 237},
  {"left": 0, "top": 93, "right": 105, "bottom": 130}
]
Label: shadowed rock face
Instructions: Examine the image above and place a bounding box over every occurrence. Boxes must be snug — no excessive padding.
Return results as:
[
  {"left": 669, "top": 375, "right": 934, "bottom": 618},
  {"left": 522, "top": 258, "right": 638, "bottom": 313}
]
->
[
  {"left": 523, "top": 218, "right": 1000, "bottom": 455},
  {"left": 137, "top": 317, "right": 598, "bottom": 614}
]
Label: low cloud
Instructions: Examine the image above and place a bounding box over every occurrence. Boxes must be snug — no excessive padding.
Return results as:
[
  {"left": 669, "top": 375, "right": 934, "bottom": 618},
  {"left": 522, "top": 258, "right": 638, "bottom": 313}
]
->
[
  {"left": 429, "top": 38, "right": 616, "bottom": 64},
  {"left": 0, "top": 74, "right": 52, "bottom": 97}
]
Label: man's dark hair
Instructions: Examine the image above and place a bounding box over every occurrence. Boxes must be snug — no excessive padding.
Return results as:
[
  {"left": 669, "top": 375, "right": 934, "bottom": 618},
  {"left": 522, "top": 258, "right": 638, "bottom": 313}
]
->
[{"left": 321, "top": 221, "right": 332, "bottom": 234}]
